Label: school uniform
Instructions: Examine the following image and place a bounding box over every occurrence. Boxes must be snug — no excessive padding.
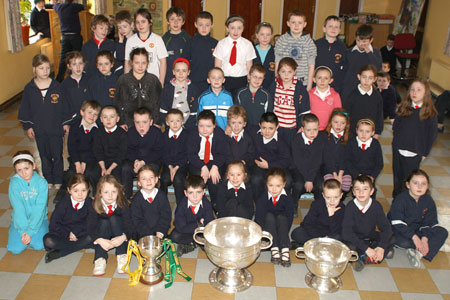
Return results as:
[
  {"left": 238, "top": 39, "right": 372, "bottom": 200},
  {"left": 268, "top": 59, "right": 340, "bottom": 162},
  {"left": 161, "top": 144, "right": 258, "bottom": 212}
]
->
[
  {"left": 61, "top": 74, "right": 89, "bottom": 120},
  {"left": 93, "top": 125, "right": 128, "bottom": 183},
  {"left": 162, "top": 30, "right": 190, "bottom": 84},
  {"left": 122, "top": 126, "right": 163, "bottom": 198},
  {"left": 87, "top": 200, "right": 133, "bottom": 261},
  {"left": 253, "top": 44, "right": 276, "bottom": 90},
  {"left": 131, "top": 188, "right": 172, "bottom": 239},
  {"left": 291, "top": 131, "right": 327, "bottom": 208},
  {"left": 87, "top": 70, "right": 120, "bottom": 107},
  {"left": 169, "top": 196, "right": 214, "bottom": 245},
  {"left": 346, "top": 136, "right": 383, "bottom": 180},
  {"left": 81, "top": 38, "right": 117, "bottom": 77},
  {"left": 322, "top": 130, "right": 352, "bottom": 191},
  {"left": 236, "top": 85, "right": 271, "bottom": 126},
  {"left": 314, "top": 37, "right": 347, "bottom": 92},
  {"left": 342, "top": 198, "right": 393, "bottom": 256},
  {"left": 197, "top": 87, "right": 234, "bottom": 130},
  {"left": 291, "top": 196, "right": 345, "bottom": 245},
  {"left": 43, "top": 195, "right": 92, "bottom": 258},
  {"left": 388, "top": 190, "right": 448, "bottom": 261},
  {"left": 7, "top": 172, "right": 49, "bottom": 254},
  {"left": 392, "top": 105, "right": 437, "bottom": 197},
  {"left": 255, "top": 189, "right": 294, "bottom": 249},
  {"left": 379, "top": 85, "right": 397, "bottom": 120},
  {"left": 216, "top": 181, "right": 254, "bottom": 219},
  {"left": 226, "top": 128, "right": 256, "bottom": 167},
  {"left": 114, "top": 36, "right": 127, "bottom": 74},
  {"left": 182, "top": 32, "right": 218, "bottom": 92},
  {"left": 30, "top": 5, "right": 52, "bottom": 38},
  {"left": 309, "top": 86, "right": 342, "bottom": 130},
  {"left": 187, "top": 127, "right": 230, "bottom": 208},
  {"left": 380, "top": 45, "right": 397, "bottom": 74},
  {"left": 160, "top": 79, "right": 200, "bottom": 130},
  {"left": 159, "top": 127, "right": 188, "bottom": 205},
  {"left": 18, "top": 79, "right": 72, "bottom": 184},
  {"left": 343, "top": 85, "right": 384, "bottom": 136}
]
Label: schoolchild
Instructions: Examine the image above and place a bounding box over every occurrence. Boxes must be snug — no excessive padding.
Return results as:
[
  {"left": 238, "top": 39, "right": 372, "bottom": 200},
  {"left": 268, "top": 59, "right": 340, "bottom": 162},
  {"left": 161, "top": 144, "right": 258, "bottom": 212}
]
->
[
  {"left": 269, "top": 57, "right": 310, "bottom": 146},
  {"left": 213, "top": 14, "right": 257, "bottom": 98},
  {"left": 216, "top": 160, "right": 254, "bottom": 219},
  {"left": 290, "top": 179, "right": 345, "bottom": 248},
  {"left": 115, "top": 47, "right": 162, "bottom": 129},
  {"left": 87, "top": 50, "right": 119, "bottom": 107},
  {"left": 253, "top": 22, "right": 275, "bottom": 90},
  {"left": 169, "top": 175, "right": 214, "bottom": 257},
  {"left": 44, "top": 174, "right": 93, "bottom": 263},
  {"left": 93, "top": 105, "right": 127, "bottom": 183},
  {"left": 377, "top": 72, "right": 397, "bottom": 123},
  {"left": 275, "top": 10, "right": 317, "bottom": 91},
  {"left": 255, "top": 168, "right": 294, "bottom": 267},
  {"left": 309, "top": 66, "right": 342, "bottom": 130},
  {"left": 187, "top": 110, "right": 230, "bottom": 210},
  {"left": 225, "top": 105, "right": 255, "bottom": 167},
  {"left": 160, "top": 58, "right": 200, "bottom": 130},
  {"left": 236, "top": 64, "right": 271, "bottom": 126},
  {"left": 182, "top": 11, "right": 218, "bottom": 92},
  {"left": 125, "top": 8, "right": 168, "bottom": 86},
  {"left": 82, "top": 14, "right": 116, "bottom": 77},
  {"left": 314, "top": 15, "right": 347, "bottom": 92},
  {"left": 114, "top": 10, "right": 134, "bottom": 75},
  {"left": 197, "top": 67, "right": 234, "bottom": 131},
  {"left": 380, "top": 34, "right": 396, "bottom": 75},
  {"left": 159, "top": 109, "right": 189, "bottom": 205},
  {"left": 131, "top": 165, "right": 172, "bottom": 239},
  {"left": 343, "top": 64, "right": 383, "bottom": 138},
  {"left": 392, "top": 79, "right": 438, "bottom": 197},
  {"left": 122, "top": 107, "right": 163, "bottom": 199},
  {"left": 342, "top": 175, "right": 394, "bottom": 272},
  {"left": 30, "top": 0, "right": 51, "bottom": 39},
  {"left": 322, "top": 108, "right": 352, "bottom": 192},
  {"left": 381, "top": 61, "right": 402, "bottom": 104},
  {"left": 162, "top": 6, "right": 190, "bottom": 84},
  {"left": 87, "top": 175, "right": 133, "bottom": 276},
  {"left": 7, "top": 151, "right": 48, "bottom": 254},
  {"left": 18, "top": 54, "right": 71, "bottom": 188},
  {"left": 388, "top": 169, "right": 448, "bottom": 267}
]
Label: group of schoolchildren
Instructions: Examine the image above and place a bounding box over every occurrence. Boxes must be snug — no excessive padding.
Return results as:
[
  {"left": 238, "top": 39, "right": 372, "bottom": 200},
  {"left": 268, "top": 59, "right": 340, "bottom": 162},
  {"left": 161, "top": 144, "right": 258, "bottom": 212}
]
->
[{"left": 10, "top": 6, "right": 448, "bottom": 277}]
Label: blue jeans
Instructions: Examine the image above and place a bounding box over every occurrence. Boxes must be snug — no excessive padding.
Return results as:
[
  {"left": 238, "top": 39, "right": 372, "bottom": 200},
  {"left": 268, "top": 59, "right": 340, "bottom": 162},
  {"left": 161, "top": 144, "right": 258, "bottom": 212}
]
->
[{"left": 7, "top": 220, "right": 49, "bottom": 254}]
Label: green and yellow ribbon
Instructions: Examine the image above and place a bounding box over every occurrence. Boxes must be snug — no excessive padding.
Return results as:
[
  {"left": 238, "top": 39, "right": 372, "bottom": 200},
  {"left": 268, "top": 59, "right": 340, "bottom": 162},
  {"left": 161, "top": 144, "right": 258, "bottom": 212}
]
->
[
  {"left": 122, "top": 240, "right": 144, "bottom": 286},
  {"left": 159, "top": 239, "right": 192, "bottom": 288}
]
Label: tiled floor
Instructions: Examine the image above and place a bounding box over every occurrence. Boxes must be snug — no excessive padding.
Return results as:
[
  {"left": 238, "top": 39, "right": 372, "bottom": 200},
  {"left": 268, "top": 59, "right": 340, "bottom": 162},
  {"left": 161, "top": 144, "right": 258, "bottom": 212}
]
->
[{"left": 0, "top": 102, "right": 449, "bottom": 300}]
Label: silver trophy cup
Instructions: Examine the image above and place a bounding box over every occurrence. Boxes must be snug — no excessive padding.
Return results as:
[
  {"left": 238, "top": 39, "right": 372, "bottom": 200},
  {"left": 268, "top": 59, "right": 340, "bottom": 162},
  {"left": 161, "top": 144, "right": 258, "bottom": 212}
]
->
[
  {"left": 137, "top": 235, "right": 164, "bottom": 285},
  {"left": 193, "top": 217, "right": 273, "bottom": 293},
  {"left": 295, "top": 237, "right": 359, "bottom": 293}
]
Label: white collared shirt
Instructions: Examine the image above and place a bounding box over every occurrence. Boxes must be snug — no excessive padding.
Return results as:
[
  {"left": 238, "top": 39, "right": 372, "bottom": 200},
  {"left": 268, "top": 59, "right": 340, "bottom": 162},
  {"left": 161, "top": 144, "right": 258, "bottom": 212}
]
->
[
  {"left": 352, "top": 44, "right": 374, "bottom": 53},
  {"left": 258, "top": 130, "right": 278, "bottom": 144},
  {"left": 331, "top": 128, "right": 344, "bottom": 139},
  {"left": 105, "top": 125, "right": 118, "bottom": 133},
  {"left": 268, "top": 189, "right": 287, "bottom": 203},
  {"left": 141, "top": 188, "right": 158, "bottom": 203},
  {"left": 353, "top": 197, "right": 372, "bottom": 214},
  {"left": 313, "top": 86, "right": 331, "bottom": 101},
  {"left": 101, "top": 199, "right": 117, "bottom": 213},
  {"left": 412, "top": 102, "right": 423, "bottom": 108},
  {"left": 386, "top": 45, "right": 393, "bottom": 51},
  {"left": 227, "top": 181, "right": 246, "bottom": 191},
  {"left": 358, "top": 84, "right": 373, "bottom": 96},
  {"left": 302, "top": 132, "right": 314, "bottom": 145},
  {"left": 198, "top": 133, "right": 214, "bottom": 161},
  {"left": 356, "top": 136, "right": 373, "bottom": 150},
  {"left": 213, "top": 36, "right": 257, "bottom": 77},
  {"left": 80, "top": 120, "right": 98, "bottom": 133},
  {"left": 71, "top": 196, "right": 85, "bottom": 210},
  {"left": 169, "top": 127, "right": 183, "bottom": 139},
  {"left": 188, "top": 199, "right": 203, "bottom": 214},
  {"left": 232, "top": 130, "right": 244, "bottom": 142}
]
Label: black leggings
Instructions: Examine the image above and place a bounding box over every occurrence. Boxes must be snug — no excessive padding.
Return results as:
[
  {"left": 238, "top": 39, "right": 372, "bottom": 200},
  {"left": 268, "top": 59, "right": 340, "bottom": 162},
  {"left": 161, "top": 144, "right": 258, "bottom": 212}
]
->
[
  {"left": 94, "top": 215, "right": 127, "bottom": 261},
  {"left": 264, "top": 212, "right": 290, "bottom": 249},
  {"left": 43, "top": 232, "right": 92, "bottom": 258}
]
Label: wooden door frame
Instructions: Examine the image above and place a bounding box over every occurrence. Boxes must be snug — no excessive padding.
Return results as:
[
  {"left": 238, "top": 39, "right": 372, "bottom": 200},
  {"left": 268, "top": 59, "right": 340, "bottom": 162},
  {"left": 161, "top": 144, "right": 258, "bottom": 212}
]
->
[
  {"left": 169, "top": 0, "right": 206, "bottom": 11},
  {"left": 280, "top": 0, "right": 320, "bottom": 37},
  {"left": 226, "top": 0, "right": 264, "bottom": 25}
]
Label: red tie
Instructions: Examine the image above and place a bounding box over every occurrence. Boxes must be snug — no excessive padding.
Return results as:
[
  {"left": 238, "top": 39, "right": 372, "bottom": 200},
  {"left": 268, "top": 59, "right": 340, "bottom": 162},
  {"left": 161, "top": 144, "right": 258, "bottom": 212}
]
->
[
  {"left": 107, "top": 205, "right": 113, "bottom": 216},
  {"left": 308, "top": 140, "right": 312, "bottom": 145},
  {"left": 204, "top": 136, "right": 210, "bottom": 164},
  {"left": 148, "top": 197, "right": 153, "bottom": 204},
  {"left": 234, "top": 136, "right": 239, "bottom": 142},
  {"left": 415, "top": 105, "right": 419, "bottom": 109},
  {"left": 173, "top": 135, "right": 177, "bottom": 139},
  {"left": 362, "top": 144, "right": 366, "bottom": 151},
  {"left": 108, "top": 131, "right": 112, "bottom": 133},
  {"left": 234, "top": 188, "right": 239, "bottom": 194},
  {"left": 74, "top": 203, "right": 79, "bottom": 210},
  {"left": 272, "top": 196, "right": 278, "bottom": 206},
  {"left": 190, "top": 205, "right": 196, "bottom": 215},
  {"left": 229, "top": 41, "right": 237, "bottom": 66},
  {"left": 85, "top": 129, "right": 90, "bottom": 134},
  {"left": 337, "top": 134, "right": 342, "bottom": 138}
]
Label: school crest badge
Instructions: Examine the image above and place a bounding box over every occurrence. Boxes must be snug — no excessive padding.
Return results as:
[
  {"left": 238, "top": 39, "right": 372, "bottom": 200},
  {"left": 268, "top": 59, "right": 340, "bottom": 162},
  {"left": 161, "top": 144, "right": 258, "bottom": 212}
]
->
[
  {"left": 298, "top": 95, "right": 303, "bottom": 104},
  {"left": 269, "top": 62, "right": 276, "bottom": 72},
  {"left": 109, "top": 88, "right": 116, "bottom": 98},
  {"left": 50, "top": 94, "right": 59, "bottom": 103},
  {"left": 189, "top": 96, "right": 195, "bottom": 105},
  {"left": 335, "top": 53, "right": 342, "bottom": 64},
  {"left": 149, "top": 43, "right": 155, "bottom": 48}
]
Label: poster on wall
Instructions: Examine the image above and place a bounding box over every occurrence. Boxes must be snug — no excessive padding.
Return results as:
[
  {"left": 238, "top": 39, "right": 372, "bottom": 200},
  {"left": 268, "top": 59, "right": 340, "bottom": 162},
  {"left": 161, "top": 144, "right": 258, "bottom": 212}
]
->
[
  {"left": 393, "top": 0, "right": 426, "bottom": 34},
  {"left": 113, "top": 0, "right": 164, "bottom": 35}
]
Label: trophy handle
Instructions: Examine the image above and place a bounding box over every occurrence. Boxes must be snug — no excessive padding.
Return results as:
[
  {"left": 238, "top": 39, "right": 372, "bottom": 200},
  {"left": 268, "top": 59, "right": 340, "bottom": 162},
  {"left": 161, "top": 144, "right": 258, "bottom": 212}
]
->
[
  {"left": 295, "top": 247, "right": 306, "bottom": 259},
  {"left": 193, "top": 227, "right": 205, "bottom": 245},
  {"left": 260, "top": 231, "right": 273, "bottom": 250},
  {"left": 349, "top": 250, "right": 359, "bottom": 262}
]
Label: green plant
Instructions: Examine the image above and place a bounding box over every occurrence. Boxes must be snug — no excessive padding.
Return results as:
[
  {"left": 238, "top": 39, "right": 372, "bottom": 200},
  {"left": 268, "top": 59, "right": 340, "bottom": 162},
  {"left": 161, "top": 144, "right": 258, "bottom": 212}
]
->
[{"left": 19, "top": 0, "right": 32, "bottom": 26}]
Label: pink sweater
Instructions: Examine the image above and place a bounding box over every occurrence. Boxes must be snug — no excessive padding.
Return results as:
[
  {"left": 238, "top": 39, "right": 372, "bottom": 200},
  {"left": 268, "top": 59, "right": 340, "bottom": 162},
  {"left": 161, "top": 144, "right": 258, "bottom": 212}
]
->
[{"left": 309, "top": 87, "right": 342, "bottom": 130}]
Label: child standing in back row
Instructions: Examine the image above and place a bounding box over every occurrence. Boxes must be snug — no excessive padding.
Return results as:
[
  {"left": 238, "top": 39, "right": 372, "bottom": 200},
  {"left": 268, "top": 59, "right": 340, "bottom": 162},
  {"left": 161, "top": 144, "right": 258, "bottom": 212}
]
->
[{"left": 253, "top": 22, "right": 275, "bottom": 90}]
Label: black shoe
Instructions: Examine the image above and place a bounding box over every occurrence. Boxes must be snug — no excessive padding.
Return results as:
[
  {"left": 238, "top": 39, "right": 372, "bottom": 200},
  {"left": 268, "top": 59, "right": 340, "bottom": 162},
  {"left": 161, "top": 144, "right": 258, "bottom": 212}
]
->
[
  {"left": 45, "top": 250, "right": 60, "bottom": 263},
  {"left": 385, "top": 248, "right": 395, "bottom": 259},
  {"left": 281, "top": 251, "right": 291, "bottom": 267},
  {"left": 437, "top": 126, "right": 444, "bottom": 133},
  {"left": 176, "top": 244, "right": 186, "bottom": 257},
  {"left": 352, "top": 259, "right": 364, "bottom": 272},
  {"left": 290, "top": 241, "right": 301, "bottom": 250}
]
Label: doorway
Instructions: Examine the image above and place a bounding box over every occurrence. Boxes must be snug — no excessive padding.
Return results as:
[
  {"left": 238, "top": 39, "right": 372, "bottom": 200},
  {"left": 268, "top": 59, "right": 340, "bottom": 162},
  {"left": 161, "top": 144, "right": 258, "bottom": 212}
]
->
[
  {"left": 170, "top": 0, "right": 203, "bottom": 36},
  {"left": 281, "top": 0, "right": 316, "bottom": 35},
  {"left": 229, "top": 0, "right": 262, "bottom": 40}
]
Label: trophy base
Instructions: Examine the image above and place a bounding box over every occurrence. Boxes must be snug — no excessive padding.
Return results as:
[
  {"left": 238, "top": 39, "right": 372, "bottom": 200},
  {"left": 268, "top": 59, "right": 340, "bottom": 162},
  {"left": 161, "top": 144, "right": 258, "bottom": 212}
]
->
[
  {"left": 140, "top": 272, "right": 163, "bottom": 285},
  {"left": 305, "top": 272, "right": 342, "bottom": 293},
  {"left": 209, "top": 267, "right": 253, "bottom": 293}
]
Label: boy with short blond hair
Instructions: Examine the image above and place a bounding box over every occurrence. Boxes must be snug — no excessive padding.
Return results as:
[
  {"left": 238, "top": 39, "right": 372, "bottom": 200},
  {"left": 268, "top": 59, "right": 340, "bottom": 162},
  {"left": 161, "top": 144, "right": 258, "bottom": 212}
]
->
[
  {"left": 226, "top": 105, "right": 255, "bottom": 166},
  {"left": 275, "top": 10, "right": 317, "bottom": 90},
  {"left": 114, "top": 10, "right": 134, "bottom": 74},
  {"left": 82, "top": 14, "right": 116, "bottom": 77}
]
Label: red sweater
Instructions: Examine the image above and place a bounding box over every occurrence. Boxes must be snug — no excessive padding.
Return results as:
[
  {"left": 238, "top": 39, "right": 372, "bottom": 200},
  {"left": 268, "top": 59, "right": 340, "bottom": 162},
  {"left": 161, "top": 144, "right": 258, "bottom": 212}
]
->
[{"left": 309, "top": 87, "right": 342, "bottom": 130}]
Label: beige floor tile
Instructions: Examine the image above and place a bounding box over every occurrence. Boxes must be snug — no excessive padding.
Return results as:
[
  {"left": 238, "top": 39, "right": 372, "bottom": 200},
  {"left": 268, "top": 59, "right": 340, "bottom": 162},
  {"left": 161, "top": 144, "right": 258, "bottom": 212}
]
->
[
  {"left": 0, "top": 167, "right": 13, "bottom": 180},
  {"left": 16, "top": 274, "right": 70, "bottom": 300},
  {"left": 299, "top": 199, "right": 312, "bottom": 209},
  {"left": 6, "top": 146, "right": 37, "bottom": 156},
  {"left": 381, "top": 164, "right": 393, "bottom": 174},
  {"left": 423, "top": 251, "right": 450, "bottom": 269},
  {"left": 0, "top": 249, "right": 44, "bottom": 273},
  {"left": 359, "top": 291, "right": 402, "bottom": 300},
  {"left": 73, "top": 253, "right": 116, "bottom": 277},
  {"left": 340, "top": 264, "right": 358, "bottom": 290},
  {"left": 0, "top": 226, "right": 8, "bottom": 247},
  {"left": 103, "top": 278, "right": 150, "bottom": 300},
  {"left": 248, "top": 262, "right": 276, "bottom": 286},
  {"left": 378, "top": 198, "right": 391, "bottom": 214},
  {"left": 441, "top": 294, "right": 450, "bottom": 300},
  {"left": 378, "top": 137, "right": 391, "bottom": 145},
  {"left": 0, "top": 136, "right": 24, "bottom": 146},
  {"left": 175, "top": 258, "right": 197, "bottom": 282},
  {"left": 197, "top": 249, "right": 208, "bottom": 259},
  {"left": 0, "top": 180, "right": 10, "bottom": 194},
  {"left": 276, "top": 287, "right": 319, "bottom": 300},
  {"left": 379, "top": 185, "right": 394, "bottom": 199},
  {"left": 191, "top": 282, "right": 234, "bottom": 300},
  {"left": 433, "top": 156, "right": 450, "bottom": 166},
  {"left": 434, "top": 188, "right": 450, "bottom": 201},
  {"left": 421, "top": 165, "right": 450, "bottom": 176},
  {"left": 390, "top": 267, "right": 439, "bottom": 293}
]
